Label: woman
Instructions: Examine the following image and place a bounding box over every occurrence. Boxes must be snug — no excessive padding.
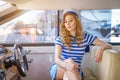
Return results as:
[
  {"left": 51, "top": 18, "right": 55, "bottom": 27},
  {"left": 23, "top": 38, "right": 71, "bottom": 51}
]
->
[{"left": 50, "top": 10, "right": 112, "bottom": 80}]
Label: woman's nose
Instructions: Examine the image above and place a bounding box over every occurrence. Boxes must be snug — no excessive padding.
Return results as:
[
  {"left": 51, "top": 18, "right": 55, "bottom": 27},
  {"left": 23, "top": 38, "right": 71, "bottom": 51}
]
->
[{"left": 67, "top": 22, "right": 70, "bottom": 25}]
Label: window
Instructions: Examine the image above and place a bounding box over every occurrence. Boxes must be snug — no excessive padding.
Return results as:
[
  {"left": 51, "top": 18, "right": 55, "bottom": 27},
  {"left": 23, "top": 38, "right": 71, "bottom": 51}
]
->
[
  {"left": 1, "top": 9, "right": 120, "bottom": 44},
  {"left": 0, "top": 10, "right": 58, "bottom": 44},
  {"left": 80, "top": 9, "right": 120, "bottom": 43}
]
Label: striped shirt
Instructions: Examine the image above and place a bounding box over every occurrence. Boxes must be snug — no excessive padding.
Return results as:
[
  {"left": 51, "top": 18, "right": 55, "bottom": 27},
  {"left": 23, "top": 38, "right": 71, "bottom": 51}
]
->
[{"left": 55, "top": 32, "right": 97, "bottom": 67}]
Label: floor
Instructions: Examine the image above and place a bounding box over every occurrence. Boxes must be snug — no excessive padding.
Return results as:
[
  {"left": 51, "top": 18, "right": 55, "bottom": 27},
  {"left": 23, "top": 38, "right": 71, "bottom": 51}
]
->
[{"left": 21, "top": 53, "right": 54, "bottom": 80}]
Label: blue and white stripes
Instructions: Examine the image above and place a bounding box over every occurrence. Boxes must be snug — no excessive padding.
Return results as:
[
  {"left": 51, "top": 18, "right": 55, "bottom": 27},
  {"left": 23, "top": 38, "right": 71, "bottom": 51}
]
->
[{"left": 55, "top": 32, "right": 97, "bottom": 66}]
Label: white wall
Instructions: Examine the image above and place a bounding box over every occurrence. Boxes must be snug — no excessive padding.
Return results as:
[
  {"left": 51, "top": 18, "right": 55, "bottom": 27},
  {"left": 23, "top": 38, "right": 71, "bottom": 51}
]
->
[
  {"left": 29, "top": 45, "right": 120, "bottom": 53},
  {"left": 7, "top": 45, "right": 119, "bottom": 54}
]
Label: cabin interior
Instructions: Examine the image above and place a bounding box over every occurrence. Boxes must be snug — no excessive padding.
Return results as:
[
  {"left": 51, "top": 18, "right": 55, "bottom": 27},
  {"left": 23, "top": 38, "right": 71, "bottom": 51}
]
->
[{"left": 0, "top": 0, "right": 120, "bottom": 80}]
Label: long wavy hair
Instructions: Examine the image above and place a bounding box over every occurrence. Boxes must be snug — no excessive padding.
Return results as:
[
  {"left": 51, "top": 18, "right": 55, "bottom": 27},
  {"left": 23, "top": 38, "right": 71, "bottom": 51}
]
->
[{"left": 60, "top": 12, "right": 84, "bottom": 50}]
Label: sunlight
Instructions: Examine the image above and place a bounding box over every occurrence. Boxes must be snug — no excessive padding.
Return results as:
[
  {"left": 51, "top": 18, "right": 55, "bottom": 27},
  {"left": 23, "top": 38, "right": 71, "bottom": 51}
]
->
[{"left": 0, "top": 1, "right": 7, "bottom": 6}]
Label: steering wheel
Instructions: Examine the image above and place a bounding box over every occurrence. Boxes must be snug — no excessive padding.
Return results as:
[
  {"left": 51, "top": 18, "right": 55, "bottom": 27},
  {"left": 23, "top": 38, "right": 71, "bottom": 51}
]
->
[{"left": 13, "top": 44, "right": 29, "bottom": 77}]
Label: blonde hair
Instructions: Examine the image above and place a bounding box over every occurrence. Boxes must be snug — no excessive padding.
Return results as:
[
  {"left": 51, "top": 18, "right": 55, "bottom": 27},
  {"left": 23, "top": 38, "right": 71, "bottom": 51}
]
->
[{"left": 60, "top": 12, "right": 84, "bottom": 50}]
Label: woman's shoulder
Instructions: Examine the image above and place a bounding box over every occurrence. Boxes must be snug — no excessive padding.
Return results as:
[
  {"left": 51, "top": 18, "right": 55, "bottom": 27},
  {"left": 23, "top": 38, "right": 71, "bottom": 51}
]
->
[
  {"left": 83, "top": 31, "right": 91, "bottom": 36},
  {"left": 83, "top": 31, "right": 91, "bottom": 35},
  {"left": 83, "top": 31, "right": 97, "bottom": 38},
  {"left": 56, "top": 36, "right": 62, "bottom": 40},
  {"left": 55, "top": 36, "right": 64, "bottom": 46},
  {"left": 55, "top": 36, "right": 63, "bottom": 42}
]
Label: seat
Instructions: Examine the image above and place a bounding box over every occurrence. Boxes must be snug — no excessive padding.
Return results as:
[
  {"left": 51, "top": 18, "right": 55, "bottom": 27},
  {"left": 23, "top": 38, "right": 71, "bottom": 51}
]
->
[{"left": 81, "top": 46, "right": 120, "bottom": 80}]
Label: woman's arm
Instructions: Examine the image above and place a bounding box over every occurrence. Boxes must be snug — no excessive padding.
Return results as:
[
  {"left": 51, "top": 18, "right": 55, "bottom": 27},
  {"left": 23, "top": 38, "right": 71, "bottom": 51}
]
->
[
  {"left": 93, "top": 38, "right": 112, "bottom": 62},
  {"left": 55, "top": 45, "right": 66, "bottom": 68},
  {"left": 55, "top": 45, "right": 78, "bottom": 72}
]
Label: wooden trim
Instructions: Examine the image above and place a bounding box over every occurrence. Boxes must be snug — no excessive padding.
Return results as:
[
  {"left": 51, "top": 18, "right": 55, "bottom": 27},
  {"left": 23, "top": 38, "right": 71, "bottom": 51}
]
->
[
  {"left": 0, "top": 43, "right": 55, "bottom": 47},
  {"left": 0, "top": 10, "right": 28, "bottom": 25}
]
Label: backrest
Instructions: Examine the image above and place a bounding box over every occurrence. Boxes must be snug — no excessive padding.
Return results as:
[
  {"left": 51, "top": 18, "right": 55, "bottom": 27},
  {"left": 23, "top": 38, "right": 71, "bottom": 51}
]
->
[{"left": 90, "top": 46, "right": 120, "bottom": 80}]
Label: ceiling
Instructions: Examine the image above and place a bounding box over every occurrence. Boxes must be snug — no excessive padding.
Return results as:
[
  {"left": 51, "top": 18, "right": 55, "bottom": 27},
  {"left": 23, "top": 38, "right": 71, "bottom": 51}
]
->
[{"left": 2, "top": 0, "right": 120, "bottom": 10}]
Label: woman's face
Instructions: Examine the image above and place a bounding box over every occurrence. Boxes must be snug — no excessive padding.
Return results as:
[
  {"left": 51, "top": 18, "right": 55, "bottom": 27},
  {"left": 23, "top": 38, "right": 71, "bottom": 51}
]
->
[{"left": 64, "top": 15, "right": 77, "bottom": 32}]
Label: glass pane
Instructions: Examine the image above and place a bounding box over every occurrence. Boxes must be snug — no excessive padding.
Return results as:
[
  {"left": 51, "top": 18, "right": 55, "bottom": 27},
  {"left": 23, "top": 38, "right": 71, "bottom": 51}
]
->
[
  {"left": 110, "top": 9, "right": 120, "bottom": 43},
  {"left": 81, "top": 9, "right": 120, "bottom": 43},
  {"left": 0, "top": 10, "right": 58, "bottom": 43}
]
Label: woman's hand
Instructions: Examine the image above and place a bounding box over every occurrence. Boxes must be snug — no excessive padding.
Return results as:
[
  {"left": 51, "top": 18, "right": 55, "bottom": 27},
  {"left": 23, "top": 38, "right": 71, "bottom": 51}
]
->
[
  {"left": 64, "top": 58, "right": 79, "bottom": 72},
  {"left": 93, "top": 38, "right": 112, "bottom": 63},
  {"left": 95, "top": 47, "right": 104, "bottom": 62}
]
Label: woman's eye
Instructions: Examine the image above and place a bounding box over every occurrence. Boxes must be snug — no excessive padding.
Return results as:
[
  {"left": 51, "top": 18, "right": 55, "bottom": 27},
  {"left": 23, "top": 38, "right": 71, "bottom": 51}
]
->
[
  {"left": 64, "top": 20, "right": 73, "bottom": 23},
  {"left": 64, "top": 21, "right": 67, "bottom": 23},
  {"left": 70, "top": 20, "right": 73, "bottom": 22}
]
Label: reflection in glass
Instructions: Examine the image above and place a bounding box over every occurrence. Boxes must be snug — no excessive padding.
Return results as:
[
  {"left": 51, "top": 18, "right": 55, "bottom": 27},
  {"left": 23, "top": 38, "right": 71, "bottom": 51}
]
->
[
  {"left": 81, "top": 10, "right": 111, "bottom": 42},
  {"left": 80, "top": 9, "right": 120, "bottom": 43},
  {"left": 0, "top": 10, "right": 58, "bottom": 43}
]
